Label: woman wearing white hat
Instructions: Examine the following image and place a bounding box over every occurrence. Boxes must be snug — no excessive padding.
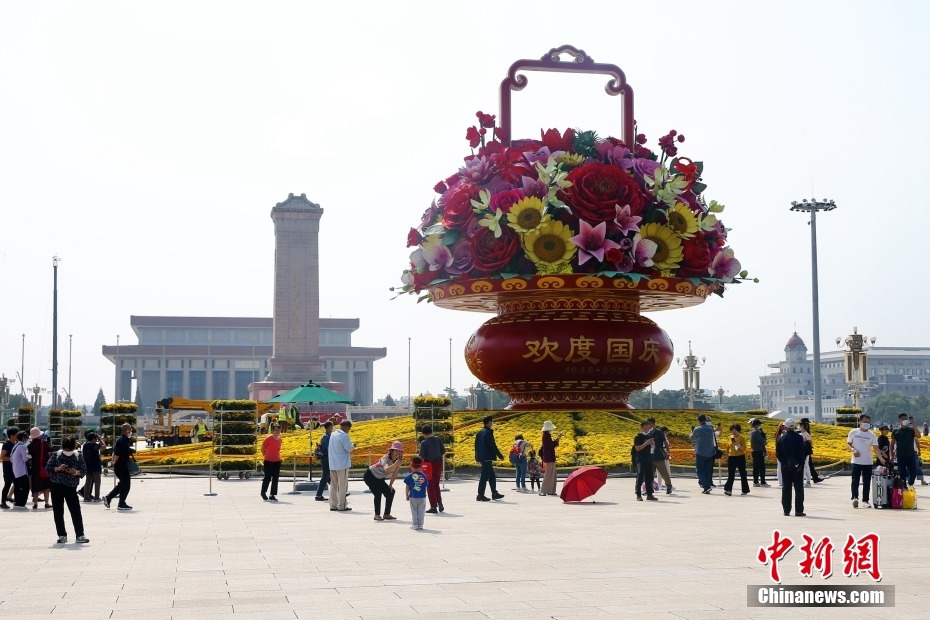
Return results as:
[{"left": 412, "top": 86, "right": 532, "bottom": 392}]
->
[
  {"left": 364, "top": 440, "right": 404, "bottom": 521},
  {"left": 539, "top": 421, "right": 562, "bottom": 496}
]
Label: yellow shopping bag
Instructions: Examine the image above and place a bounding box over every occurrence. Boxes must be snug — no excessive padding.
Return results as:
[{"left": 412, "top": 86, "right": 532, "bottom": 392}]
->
[{"left": 902, "top": 487, "right": 917, "bottom": 510}]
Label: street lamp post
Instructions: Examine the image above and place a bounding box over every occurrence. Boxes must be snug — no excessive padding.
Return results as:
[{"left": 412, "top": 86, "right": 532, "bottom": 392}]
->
[
  {"left": 791, "top": 198, "right": 836, "bottom": 422},
  {"left": 448, "top": 338, "right": 453, "bottom": 402},
  {"left": 21, "top": 334, "right": 25, "bottom": 396},
  {"left": 68, "top": 334, "right": 73, "bottom": 406},
  {"left": 407, "top": 337, "right": 412, "bottom": 414},
  {"left": 836, "top": 327, "right": 876, "bottom": 409},
  {"left": 52, "top": 256, "right": 60, "bottom": 410},
  {"left": 717, "top": 387, "right": 727, "bottom": 411},
  {"left": 677, "top": 341, "right": 705, "bottom": 409},
  {"left": 116, "top": 335, "right": 120, "bottom": 403}
]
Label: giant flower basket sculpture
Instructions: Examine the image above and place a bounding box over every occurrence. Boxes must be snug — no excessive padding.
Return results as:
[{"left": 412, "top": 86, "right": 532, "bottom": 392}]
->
[{"left": 398, "top": 46, "right": 753, "bottom": 410}]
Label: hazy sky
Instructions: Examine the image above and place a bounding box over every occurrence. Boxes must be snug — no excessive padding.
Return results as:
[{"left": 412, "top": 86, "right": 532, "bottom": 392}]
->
[{"left": 2, "top": 1, "right": 928, "bottom": 407}]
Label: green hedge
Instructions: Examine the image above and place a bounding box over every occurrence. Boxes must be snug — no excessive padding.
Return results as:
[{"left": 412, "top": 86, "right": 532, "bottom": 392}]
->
[{"left": 214, "top": 445, "right": 256, "bottom": 456}]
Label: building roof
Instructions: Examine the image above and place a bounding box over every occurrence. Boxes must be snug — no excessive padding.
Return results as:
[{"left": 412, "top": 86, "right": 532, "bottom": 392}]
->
[
  {"left": 130, "top": 316, "right": 360, "bottom": 330},
  {"left": 101, "top": 344, "right": 385, "bottom": 361},
  {"left": 785, "top": 332, "right": 807, "bottom": 350}
]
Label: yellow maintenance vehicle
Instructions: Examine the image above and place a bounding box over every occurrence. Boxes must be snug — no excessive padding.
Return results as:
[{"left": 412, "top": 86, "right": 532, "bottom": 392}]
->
[{"left": 149, "top": 397, "right": 275, "bottom": 445}]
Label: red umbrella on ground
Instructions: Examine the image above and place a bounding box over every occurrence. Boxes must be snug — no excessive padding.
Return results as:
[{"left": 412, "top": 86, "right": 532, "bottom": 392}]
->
[{"left": 559, "top": 465, "right": 608, "bottom": 503}]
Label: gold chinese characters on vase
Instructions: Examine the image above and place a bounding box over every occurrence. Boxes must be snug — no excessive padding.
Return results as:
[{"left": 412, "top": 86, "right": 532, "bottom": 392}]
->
[{"left": 431, "top": 274, "right": 714, "bottom": 410}]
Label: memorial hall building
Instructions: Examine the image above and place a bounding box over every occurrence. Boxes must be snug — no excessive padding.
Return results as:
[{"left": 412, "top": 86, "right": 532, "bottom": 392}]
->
[{"left": 102, "top": 315, "right": 386, "bottom": 411}]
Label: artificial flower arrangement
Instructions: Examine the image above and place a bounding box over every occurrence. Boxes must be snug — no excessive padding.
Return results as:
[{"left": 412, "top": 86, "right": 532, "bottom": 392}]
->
[{"left": 399, "top": 111, "right": 754, "bottom": 296}]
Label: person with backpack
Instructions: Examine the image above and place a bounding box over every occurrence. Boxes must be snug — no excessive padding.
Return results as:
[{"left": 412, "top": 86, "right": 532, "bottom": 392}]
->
[
  {"left": 539, "top": 421, "right": 561, "bottom": 496},
  {"left": 46, "top": 436, "right": 89, "bottom": 544},
  {"left": 418, "top": 425, "right": 446, "bottom": 512},
  {"left": 10, "top": 430, "right": 31, "bottom": 509},
  {"left": 509, "top": 434, "right": 529, "bottom": 492},
  {"left": 81, "top": 432, "right": 105, "bottom": 502}
]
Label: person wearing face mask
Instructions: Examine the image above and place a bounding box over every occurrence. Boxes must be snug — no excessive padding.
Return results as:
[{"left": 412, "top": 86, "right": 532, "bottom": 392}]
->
[
  {"left": 776, "top": 418, "right": 807, "bottom": 516},
  {"left": 891, "top": 413, "right": 918, "bottom": 487},
  {"left": 846, "top": 414, "right": 885, "bottom": 508},
  {"left": 689, "top": 414, "right": 716, "bottom": 494},
  {"left": 723, "top": 424, "right": 750, "bottom": 496},
  {"left": 46, "top": 436, "right": 89, "bottom": 544}
]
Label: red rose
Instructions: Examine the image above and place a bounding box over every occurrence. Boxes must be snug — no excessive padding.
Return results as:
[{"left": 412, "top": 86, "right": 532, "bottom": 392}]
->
[
  {"left": 679, "top": 233, "right": 713, "bottom": 276},
  {"left": 489, "top": 189, "right": 523, "bottom": 214},
  {"left": 559, "top": 162, "right": 644, "bottom": 222},
  {"left": 406, "top": 227, "right": 422, "bottom": 248},
  {"left": 440, "top": 186, "right": 478, "bottom": 231},
  {"left": 433, "top": 180, "right": 447, "bottom": 194},
  {"left": 470, "top": 226, "right": 519, "bottom": 273},
  {"left": 466, "top": 126, "right": 481, "bottom": 148}
]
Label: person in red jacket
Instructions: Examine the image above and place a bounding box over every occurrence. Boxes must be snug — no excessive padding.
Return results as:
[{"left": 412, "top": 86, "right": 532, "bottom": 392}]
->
[{"left": 261, "top": 425, "right": 283, "bottom": 502}]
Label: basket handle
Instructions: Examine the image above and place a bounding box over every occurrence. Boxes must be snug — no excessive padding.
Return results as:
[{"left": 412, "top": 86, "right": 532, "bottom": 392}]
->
[{"left": 498, "top": 45, "right": 635, "bottom": 147}]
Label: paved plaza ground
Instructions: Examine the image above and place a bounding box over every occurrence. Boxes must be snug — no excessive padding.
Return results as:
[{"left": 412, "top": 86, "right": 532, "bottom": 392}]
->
[{"left": 1, "top": 469, "right": 927, "bottom": 619}]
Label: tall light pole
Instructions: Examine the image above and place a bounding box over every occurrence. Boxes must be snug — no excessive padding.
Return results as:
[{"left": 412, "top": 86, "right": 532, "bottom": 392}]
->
[
  {"left": 677, "top": 341, "right": 705, "bottom": 409},
  {"left": 448, "top": 338, "right": 453, "bottom": 401},
  {"left": 21, "top": 334, "right": 25, "bottom": 396},
  {"left": 717, "top": 386, "right": 727, "bottom": 411},
  {"left": 791, "top": 198, "right": 836, "bottom": 422},
  {"left": 116, "top": 334, "right": 120, "bottom": 402},
  {"left": 407, "top": 337, "right": 412, "bottom": 414},
  {"left": 68, "top": 334, "right": 72, "bottom": 406},
  {"left": 52, "top": 256, "right": 60, "bottom": 409}
]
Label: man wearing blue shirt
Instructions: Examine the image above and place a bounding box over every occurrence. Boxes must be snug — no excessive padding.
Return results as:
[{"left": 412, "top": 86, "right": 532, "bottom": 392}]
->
[
  {"left": 689, "top": 414, "right": 716, "bottom": 494},
  {"left": 328, "top": 420, "right": 354, "bottom": 512}
]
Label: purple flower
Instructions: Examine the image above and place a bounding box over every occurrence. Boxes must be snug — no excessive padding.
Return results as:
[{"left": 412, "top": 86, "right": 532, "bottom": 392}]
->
[
  {"left": 597, "top": 144, "right": 631, "bottom": 165},
  {"left": 419, "top": 201, "right": 439, "bottom": 229},
  {"left": 568, "top": 220, "right": 622, "bottom": 266},
  {"left": 524, "top": 147, "right": 557, "bottom": 166},
  {"left": 458, "top": 156, "right": 493, "bottom": 183},
  {"left": 421, "top": 242, "right": 453, "bottom": 272},
  {"left": 710, "top": 248, "right": 741, "bottom": 281},
  {"left": 631, "top": 158, "right": 660, "bottom": 182},
  {"left": 613, "top": 204, "right": 642, "bottom": 235},
  {"left": 521, "top": 175, "right": 547, "bottom": 199},
  {"left": 445, "top": 238, "right": 474, "bottom": 275}
]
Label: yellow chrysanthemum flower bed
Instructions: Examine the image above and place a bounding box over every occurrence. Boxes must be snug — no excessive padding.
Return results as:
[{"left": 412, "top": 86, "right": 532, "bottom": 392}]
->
[{"left": 135, "top": 410, "right": 930, "bottom": 469}]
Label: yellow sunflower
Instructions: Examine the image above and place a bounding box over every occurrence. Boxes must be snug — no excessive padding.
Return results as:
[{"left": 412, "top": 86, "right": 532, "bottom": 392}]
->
[
  {"left": 638, "top": 223, "right": 683, "bottom": 270},
  {"left": 666, "top": 202, "right": 698, "bottom": 239},
  {"left": 506, "top": 196, "right": 550, "bottom": 233},
  {"left": 555, "top": 152, "right": 585, "bottom": 168},
  {"left": 523, "top": 220, "right": 577, "bottom": 270}
]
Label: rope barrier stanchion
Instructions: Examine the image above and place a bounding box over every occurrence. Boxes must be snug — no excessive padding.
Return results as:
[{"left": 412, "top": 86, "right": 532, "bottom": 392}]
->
[
  {"left": 204, "top": 452, "right": 217, "bottom": 496},
  {"left": 287, "top": 453, "right": 301, "bottom": 495}
]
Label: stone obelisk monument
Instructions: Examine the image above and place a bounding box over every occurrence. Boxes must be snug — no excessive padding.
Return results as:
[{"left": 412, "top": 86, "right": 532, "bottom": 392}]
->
[{"left": 249, "top": 193, "right": 328, "bottom": 402}]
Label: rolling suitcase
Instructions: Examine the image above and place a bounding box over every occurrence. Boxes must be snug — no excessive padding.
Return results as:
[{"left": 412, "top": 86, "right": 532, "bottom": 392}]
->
[{"left": 871, "top": 474, "right": 893, "bottom": 508}]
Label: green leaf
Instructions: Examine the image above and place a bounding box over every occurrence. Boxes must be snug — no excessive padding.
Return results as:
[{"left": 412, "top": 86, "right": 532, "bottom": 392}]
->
[{"left": 691, "top": 182, "right": 707, "bottom": 194}]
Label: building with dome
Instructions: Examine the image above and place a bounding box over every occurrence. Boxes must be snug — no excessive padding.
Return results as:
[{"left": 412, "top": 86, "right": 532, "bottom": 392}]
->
[{"left": 759, "top": 332, "right": 930, "bottom": 421}]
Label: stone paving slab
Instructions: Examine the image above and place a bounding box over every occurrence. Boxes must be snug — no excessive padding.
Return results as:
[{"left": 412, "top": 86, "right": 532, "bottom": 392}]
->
[{"left": 0, "top": 472, "right": 927, "bottom": 618}]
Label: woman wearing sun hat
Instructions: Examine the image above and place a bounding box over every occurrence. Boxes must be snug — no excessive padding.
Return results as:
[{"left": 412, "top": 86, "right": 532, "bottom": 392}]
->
[
  {"left": 364, "top": 440, "right": 405, "bottom": 521},
  {"left": 539, "top": 421, "right": 562, "bottom": 496}
]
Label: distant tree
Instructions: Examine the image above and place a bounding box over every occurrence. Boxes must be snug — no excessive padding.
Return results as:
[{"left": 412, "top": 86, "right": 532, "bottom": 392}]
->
[
  {"left": 383, "top": 394, "right": 396, "bottom": 407},
  {"left": 7, "top": 394, "right": 28, "bottom": 410},
  {"left": 628, "top": 389, "right": 690, "bottom": 409},
  {"left": 134, "top": 385, "right": 145, "bottom": 412},
  {"left": 80, "top": 405, "right": 88, "bottom": 415},
  {"left": 864, "top": 392, "right": 913, "bottom": 423},
  {"left": 92, "top": 388, "right": 107, "bottom": 415}
]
